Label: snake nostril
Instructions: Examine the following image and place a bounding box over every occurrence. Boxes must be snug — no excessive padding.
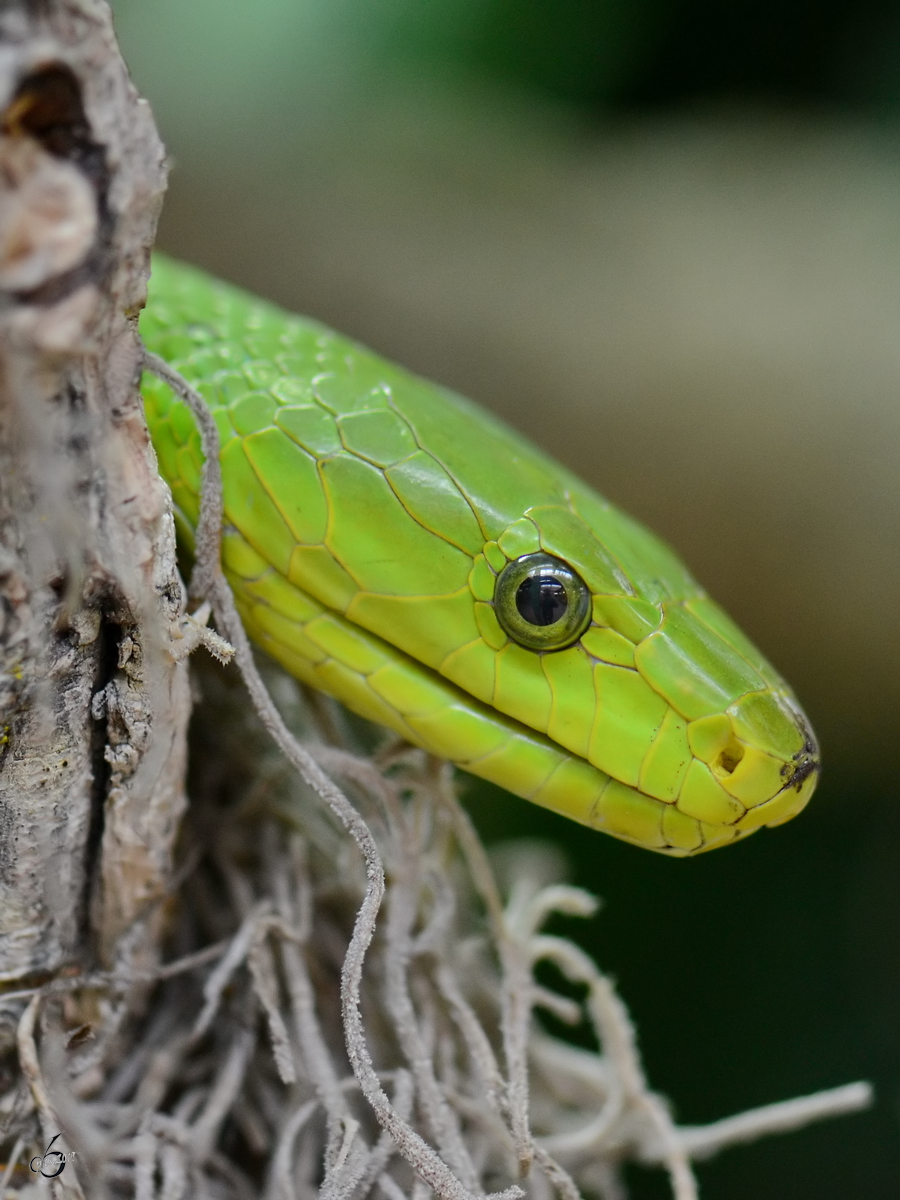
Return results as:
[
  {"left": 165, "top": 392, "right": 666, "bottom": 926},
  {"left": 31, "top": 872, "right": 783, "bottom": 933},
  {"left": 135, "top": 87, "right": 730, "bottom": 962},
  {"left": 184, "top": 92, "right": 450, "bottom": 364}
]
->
[{"left": 716, "top": 741, "right": 745, "bottom": 776}]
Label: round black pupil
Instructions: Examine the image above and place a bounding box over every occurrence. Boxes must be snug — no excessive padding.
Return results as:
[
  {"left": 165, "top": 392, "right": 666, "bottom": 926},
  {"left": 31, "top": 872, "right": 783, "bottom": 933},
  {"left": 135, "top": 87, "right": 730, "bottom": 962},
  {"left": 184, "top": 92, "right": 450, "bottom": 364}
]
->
[{"left": 515, "top": 574, "right": 568, "bottom": 627}]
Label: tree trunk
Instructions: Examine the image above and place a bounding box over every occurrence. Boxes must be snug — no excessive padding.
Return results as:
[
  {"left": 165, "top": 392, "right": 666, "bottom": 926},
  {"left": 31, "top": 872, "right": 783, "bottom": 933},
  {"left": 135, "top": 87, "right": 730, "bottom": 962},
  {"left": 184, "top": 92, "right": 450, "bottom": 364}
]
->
[{"left": 0, "top": 0, "right": 183, "bottom": 983}]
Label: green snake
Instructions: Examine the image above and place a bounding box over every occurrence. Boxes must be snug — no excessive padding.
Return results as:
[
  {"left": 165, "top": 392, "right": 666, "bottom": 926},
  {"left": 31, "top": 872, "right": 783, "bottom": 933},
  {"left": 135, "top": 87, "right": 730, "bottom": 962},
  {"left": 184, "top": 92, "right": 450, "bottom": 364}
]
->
[{"left": 140, "top": 255, "right": 819, "bottom": 856}]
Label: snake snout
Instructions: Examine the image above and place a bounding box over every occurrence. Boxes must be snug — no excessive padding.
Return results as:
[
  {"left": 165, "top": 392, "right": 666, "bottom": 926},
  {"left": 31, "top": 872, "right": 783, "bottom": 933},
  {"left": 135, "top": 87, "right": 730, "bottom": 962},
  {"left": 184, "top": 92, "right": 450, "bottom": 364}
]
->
[
  {"left": 780, "top": 725, "right": 821, "bottom": 792},
  {"left": 761, "top": 704, "right": 821, "bottom": 828}
]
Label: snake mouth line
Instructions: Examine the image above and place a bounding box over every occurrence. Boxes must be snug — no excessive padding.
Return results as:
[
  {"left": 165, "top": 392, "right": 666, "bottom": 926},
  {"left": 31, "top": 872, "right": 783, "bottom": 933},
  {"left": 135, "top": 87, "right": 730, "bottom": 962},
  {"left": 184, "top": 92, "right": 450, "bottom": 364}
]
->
[
  {"left": 778, "top": 704, "right": 821, "bottom": 792},
  {"left": 781, "top": 744, "right": 820, "bottom": 792}
]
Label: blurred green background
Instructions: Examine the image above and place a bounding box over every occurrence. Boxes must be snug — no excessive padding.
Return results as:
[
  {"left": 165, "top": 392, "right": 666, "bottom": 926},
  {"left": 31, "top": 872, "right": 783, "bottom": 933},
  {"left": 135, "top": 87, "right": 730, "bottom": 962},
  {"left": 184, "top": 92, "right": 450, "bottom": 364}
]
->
[{"left": 111, "top": 1, "right": 900, "bottom": 1195}]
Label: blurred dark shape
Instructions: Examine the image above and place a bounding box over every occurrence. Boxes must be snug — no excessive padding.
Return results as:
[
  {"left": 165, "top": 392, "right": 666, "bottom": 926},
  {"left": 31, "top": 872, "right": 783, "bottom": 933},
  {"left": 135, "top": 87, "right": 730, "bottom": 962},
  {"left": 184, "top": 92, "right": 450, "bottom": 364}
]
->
[
  {"left": 622, "top": 0, "right": 899, "bottom": 108},
  {"left": 367, "top": 0, "right": 900, "bottom": 112},
  {"left": 369, "top": 0, "right": 661, "bottom": 106}
]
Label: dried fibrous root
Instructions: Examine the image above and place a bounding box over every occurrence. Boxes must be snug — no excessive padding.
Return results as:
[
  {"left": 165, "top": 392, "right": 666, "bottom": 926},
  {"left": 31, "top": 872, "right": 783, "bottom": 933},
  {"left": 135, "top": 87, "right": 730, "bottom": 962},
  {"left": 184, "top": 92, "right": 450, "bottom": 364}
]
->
[{"left": 0, "top": 723, "right": 872, "bottom": 1199}]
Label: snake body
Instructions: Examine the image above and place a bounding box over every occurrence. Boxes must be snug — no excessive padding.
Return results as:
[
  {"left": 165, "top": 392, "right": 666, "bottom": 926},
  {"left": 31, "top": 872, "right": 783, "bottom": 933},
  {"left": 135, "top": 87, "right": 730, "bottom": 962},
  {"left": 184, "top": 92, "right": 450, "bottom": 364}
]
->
[{"left": 140, "top": 256, "right": 819, "bottom": 855}]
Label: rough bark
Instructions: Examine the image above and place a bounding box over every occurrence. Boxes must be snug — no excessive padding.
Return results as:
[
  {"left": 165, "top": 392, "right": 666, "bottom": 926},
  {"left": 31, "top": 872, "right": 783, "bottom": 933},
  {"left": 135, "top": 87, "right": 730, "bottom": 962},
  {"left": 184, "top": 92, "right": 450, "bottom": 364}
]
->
[{"left": 0, "top": 0, "right": 184, "bottom": 982}]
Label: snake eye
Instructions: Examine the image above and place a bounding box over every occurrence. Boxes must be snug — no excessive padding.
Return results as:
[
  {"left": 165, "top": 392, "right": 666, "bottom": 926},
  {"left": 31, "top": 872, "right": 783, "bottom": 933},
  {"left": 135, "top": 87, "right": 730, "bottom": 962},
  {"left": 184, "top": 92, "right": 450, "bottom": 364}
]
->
[{"left": 494, "top": 553, "right": 592, "bottom": 651}]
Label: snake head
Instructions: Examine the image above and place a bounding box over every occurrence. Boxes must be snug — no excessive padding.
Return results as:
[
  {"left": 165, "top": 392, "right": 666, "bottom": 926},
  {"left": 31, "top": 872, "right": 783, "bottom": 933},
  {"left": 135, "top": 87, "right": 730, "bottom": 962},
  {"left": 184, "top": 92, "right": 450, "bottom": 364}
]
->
[
  {"left": 486, "top": 510, "right": 821, "bottom": 855},
  {"left": 142, "top": 256, "right": 820, "bottom": 856}
]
